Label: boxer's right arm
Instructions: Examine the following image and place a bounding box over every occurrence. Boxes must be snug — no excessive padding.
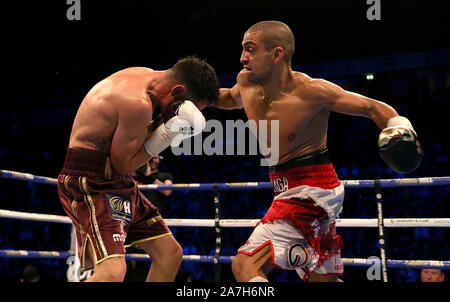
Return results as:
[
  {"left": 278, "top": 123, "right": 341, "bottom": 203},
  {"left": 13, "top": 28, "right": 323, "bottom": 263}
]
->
[
  {"left": 144, "top": 100, "right": 206, "bottom": 156},
  {"left": 110, "top": 99, "right": 153, "bottom": 174}
]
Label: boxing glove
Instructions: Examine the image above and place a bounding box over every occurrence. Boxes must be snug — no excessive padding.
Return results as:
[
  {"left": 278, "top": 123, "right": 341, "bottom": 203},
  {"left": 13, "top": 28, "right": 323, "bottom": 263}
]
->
[
  {"left": 144, "top": 100, "right": 206, "bottom": 156},
  {"left": 378, "top": 116, "right": 422, "bottom": 173}
]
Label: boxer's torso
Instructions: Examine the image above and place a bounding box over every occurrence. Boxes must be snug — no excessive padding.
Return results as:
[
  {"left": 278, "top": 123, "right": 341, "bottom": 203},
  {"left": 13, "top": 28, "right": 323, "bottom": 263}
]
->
[
  {"left": 69, "top": 67, "right": 156, "bottom": 153},
  {"left": 238, "top": 71, "right": 330, "bottom": 165}
]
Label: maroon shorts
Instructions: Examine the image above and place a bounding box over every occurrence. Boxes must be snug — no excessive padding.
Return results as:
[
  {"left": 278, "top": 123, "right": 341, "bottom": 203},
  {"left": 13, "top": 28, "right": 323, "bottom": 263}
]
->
[{"left": 58, "top": 148, "right": 171, "bottom": 271}]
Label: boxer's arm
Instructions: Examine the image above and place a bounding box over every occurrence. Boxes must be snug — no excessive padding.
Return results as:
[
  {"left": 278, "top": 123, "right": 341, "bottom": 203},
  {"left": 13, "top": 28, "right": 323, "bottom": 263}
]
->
[
  {"left": 307, "top": 78, "right": 422, "bottom": 173},
  {"left": 215, "top": 85, "right": 243, "bottom": 110},
  {"left": 307, "top": 78, "right": 398, "bottom": 129},
  {"left": 110, "top": 99, "right": 153, "bottom": 174}
]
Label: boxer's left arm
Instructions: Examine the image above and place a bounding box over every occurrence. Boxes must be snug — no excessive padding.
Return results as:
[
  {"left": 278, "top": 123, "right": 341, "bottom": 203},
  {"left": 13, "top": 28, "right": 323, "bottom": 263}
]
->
[
  {"left": 306, "top": 78, "right": 422, "bottom": 173},
  {"left": 305, "top": 78, "right": 398, "bottom": 128},
  {"left": 110, "top": 98, "right": 153, "bottom": 174}
]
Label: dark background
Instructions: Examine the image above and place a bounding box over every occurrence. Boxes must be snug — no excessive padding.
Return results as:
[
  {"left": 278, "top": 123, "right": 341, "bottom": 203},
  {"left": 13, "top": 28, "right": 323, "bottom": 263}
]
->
[{"left": 0, "top": 0, "right": 449, "bottom": 282}]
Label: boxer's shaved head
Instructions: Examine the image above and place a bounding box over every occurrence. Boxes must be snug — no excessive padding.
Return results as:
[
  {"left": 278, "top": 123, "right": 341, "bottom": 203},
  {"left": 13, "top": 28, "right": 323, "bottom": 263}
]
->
[{"left": 245, "top": 21, "right": 295, "bottom": 63}]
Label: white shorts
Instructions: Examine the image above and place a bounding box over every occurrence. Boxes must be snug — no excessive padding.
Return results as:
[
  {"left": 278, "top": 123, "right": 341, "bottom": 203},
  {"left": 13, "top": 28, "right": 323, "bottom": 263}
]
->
[{"left": 238, "top": 219, "right": 344, "bottom": 280}]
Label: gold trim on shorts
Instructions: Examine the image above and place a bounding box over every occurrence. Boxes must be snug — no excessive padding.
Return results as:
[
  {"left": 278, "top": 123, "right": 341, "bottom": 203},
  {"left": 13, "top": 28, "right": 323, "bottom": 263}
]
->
[
  {"left": 64, "top": 175, "right": 71, "bottom": 192},
  {"left": 81, "top": 235, "right": 126, "bottom": 271},
  {"left": 79, "top": 176, "right": 108, "bottom": 259},
  {"left": 95, "top": 254, "right": 126, "bottom": 266},
  {"left": 146, "top": 215, "right": 163, "bottom": 226},
  {"left": 81, "top": 234, "right": 96, "bottom": 271},
  {"left": 124, "top": 232, "right": 172, "bottom": 248}
]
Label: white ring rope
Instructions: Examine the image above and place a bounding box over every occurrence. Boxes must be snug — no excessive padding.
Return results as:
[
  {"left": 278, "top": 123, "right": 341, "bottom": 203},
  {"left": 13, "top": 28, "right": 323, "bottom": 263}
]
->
[
  {"left": 1, "top": 249, "right": 449, "bottom": 269},
  {"left": 1, "top": 170, "right": 449, "bottom": 273},
  {"left": 1, "top": 209, "right": 450, "bottom": 228}
]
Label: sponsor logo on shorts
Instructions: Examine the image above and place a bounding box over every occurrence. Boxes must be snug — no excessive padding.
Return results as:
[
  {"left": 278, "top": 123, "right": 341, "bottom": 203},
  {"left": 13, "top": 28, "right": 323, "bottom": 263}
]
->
[
  {"left": 311, "top": 219, "right": 321, "bottom": 237},
  {"left": 106, "top": 193, "right": 132, "bottom": 223},
  {"left": 285, "top": 240, "right": 312, "bottom": 269},
  {"left": 112, "top": 233, "right": 126, "bottom": 242}
]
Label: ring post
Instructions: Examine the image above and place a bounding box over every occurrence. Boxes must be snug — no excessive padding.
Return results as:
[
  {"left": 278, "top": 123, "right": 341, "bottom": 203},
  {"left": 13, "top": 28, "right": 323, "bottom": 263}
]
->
[
  {"left": 375, "top": 180, "right": 388, "bottom": 282},
  {"left": 213, "top": 184, "right": 222, "bottom": 282}
]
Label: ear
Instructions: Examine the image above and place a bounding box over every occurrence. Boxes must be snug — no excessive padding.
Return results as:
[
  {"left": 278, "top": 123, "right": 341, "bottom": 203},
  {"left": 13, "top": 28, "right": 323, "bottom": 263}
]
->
[
  {"left": 170, "top": 84, "right": 186, "bottom": 96},
  {"left": 273, "top": 47, "right": 285, "bottom": 64}
]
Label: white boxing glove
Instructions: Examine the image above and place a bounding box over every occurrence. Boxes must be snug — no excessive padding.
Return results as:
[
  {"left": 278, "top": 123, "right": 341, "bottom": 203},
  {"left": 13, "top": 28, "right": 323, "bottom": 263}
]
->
[{"left": 144, "top": 100, "right": 206, "bottom": 156}]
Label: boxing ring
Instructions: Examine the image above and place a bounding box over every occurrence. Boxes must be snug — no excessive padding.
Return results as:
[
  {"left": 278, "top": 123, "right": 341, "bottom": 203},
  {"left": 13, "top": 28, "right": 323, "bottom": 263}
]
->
[{"left": 1, "top": 169, "right": 449, "bottom": 282}]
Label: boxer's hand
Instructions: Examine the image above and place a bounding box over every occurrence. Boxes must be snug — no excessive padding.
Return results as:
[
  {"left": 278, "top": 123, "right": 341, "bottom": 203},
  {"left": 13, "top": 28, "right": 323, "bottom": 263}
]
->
[
  {"left": 149, "top": 113, "right": 163, "bottom": 132},
  {"left": 166, "top": 100, "right": 206, "bottom": 137},
  {"left": 162, "top": 100, "right": 185, "bottom": 122},
  {"left": 144, "top": 100, "right": 205, "bottom": 156},
  {"left": 378, "top": 116, "right": 422, "bottom": 173}
]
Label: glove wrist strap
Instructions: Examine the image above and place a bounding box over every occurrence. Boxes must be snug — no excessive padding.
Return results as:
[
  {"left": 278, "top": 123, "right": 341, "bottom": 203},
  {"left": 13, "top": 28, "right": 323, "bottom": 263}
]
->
[{"left": 386, "top": 116, "right": 414, "bottom": 131}]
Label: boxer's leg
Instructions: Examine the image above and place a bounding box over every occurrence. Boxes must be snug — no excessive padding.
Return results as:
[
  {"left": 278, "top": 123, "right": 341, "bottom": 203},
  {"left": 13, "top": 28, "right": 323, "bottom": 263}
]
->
[
  {"left": 84, "top": 239, "right": 127, "bottom": 282},
  {"left": 125, "top": 190, "right": 182, "bottom": 281},
  {"left": 138, "top": 234, "right": 183, "bottom": 281},
  {"left": 309, "top": 271, "right": 343, "bottom": 282},
  {"left": 232, "top": 244, "right": 273, "bottom": 282}
]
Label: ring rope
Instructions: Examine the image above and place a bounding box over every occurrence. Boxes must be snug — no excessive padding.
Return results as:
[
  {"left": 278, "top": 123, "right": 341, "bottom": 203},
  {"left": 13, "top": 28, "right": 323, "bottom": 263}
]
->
[
  {"left": 1, "top": 249, "right": 449, "bottom": 269},
  {"left": 2, "top": 209, "right": 450, "bottom": 228},
  {"left": 2, "top": 170, "right": 449, "bottom": 278},
  {"left": 1, "top": 169, "right": 450, "bottom": 189}
]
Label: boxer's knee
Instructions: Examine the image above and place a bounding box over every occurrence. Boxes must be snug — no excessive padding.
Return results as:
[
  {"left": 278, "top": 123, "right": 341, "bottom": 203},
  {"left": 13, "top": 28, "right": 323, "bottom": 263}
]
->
[
  {"left": 102, "top": 259, "right": 127, "bottom": 281},
  {"left": 232, "top": 253, "right": 252, "bottom": 281},
  {"left": 88, "top": 257, "right": 127, "bottom": 282},
  {"left": 146, "top": 235, "right": 183, "bottom": 268},
  {"left": 165, "top": 240, "right": 183, "bottom": 266},
  {"left": 232, "top": 245, "right": 273, "bottom": 281}
]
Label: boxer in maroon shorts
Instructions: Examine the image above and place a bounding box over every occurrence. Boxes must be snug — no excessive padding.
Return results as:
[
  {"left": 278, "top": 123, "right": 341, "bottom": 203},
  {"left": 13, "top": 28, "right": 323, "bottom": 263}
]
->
[
  {"left": 58, "top": 57, "right": 219, "bottom": 281},
  {"left": 58, "top": 148, "right": 172, "bottom": 273}
]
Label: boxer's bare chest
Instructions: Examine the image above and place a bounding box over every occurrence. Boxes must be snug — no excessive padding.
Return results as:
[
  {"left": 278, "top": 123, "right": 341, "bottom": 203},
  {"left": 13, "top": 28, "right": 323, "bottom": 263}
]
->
[{"left": 240, "top": 84, "right": 328, "bottom": 163}]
